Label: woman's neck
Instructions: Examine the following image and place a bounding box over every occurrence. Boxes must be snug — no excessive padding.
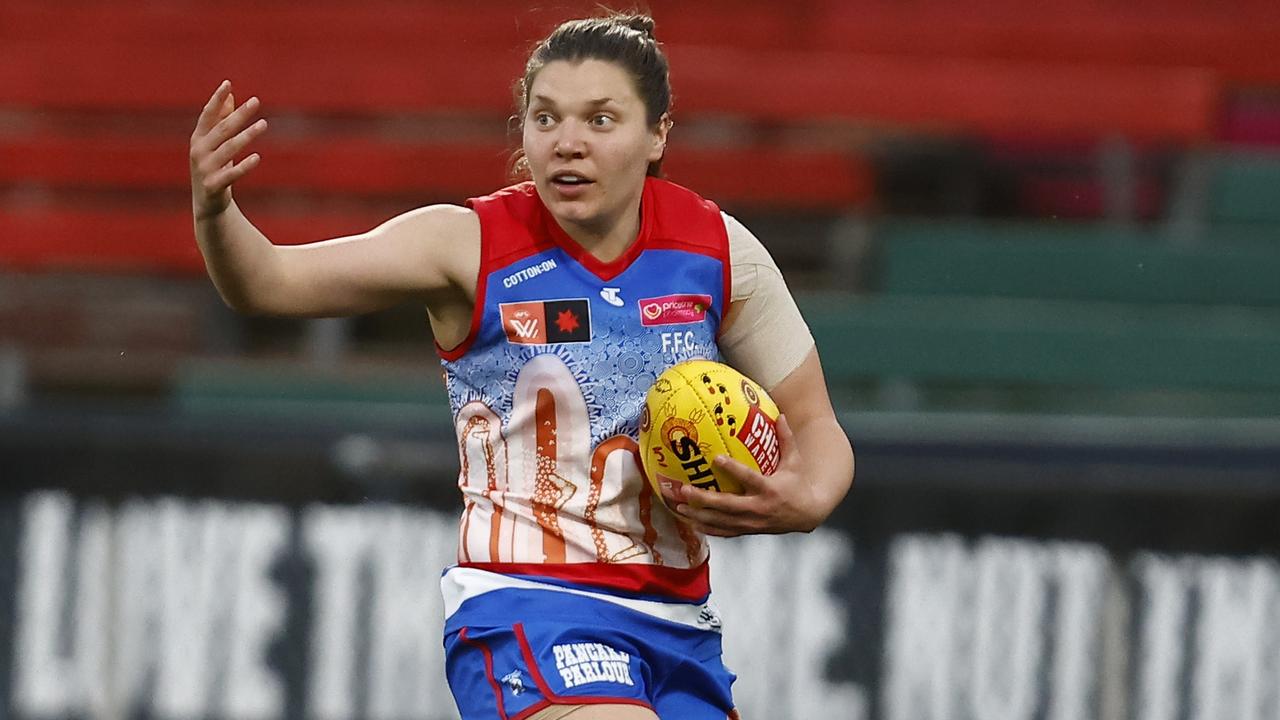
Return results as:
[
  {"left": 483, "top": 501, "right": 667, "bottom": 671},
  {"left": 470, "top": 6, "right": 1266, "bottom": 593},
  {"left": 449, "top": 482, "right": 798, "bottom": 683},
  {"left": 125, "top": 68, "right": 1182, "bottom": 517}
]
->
[{"left": 558, "top": 195, "right": 643, "bottom": 264}]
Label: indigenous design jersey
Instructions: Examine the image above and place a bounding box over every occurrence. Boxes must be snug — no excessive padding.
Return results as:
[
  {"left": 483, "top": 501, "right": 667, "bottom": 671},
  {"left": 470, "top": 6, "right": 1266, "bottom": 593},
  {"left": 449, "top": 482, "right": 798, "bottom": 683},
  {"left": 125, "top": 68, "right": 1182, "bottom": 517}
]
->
[{"left": 439, "top": 178, "right": 729, "bottom": 599}]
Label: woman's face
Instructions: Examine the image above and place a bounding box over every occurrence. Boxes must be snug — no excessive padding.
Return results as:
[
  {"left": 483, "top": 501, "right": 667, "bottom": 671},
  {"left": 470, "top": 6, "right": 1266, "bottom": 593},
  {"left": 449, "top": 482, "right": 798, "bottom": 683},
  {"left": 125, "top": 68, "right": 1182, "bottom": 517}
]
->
[{"left": 522, "top": 59, "right": 667, "bottom": 236}]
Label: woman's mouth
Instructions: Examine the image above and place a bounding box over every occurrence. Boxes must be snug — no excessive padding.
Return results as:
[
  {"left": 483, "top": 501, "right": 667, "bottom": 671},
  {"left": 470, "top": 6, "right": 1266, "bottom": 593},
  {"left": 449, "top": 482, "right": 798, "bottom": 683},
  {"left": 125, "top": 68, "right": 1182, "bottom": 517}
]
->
[
  {"left": 550, "top": 172, "right": 595, "bottom": 197},
  {"left": 551, "top": 172, "right": 594, "bottom": 186}
]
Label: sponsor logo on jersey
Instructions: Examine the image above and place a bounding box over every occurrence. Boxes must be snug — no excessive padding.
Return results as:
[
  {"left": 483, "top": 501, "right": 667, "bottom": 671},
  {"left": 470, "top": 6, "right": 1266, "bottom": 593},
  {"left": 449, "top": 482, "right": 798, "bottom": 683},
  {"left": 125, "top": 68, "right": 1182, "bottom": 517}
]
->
[
  {"left": 501, "top": 258, "right": 558, "bottom": 288},
  {"left": 600, "top": 287, "right": 625, "bottom": 307},
  {"left": 500, "top": 299, "right": 591, "bottom": 345},
  {"left": 638, "top": 294, "right": 713, "bottom": 326}
]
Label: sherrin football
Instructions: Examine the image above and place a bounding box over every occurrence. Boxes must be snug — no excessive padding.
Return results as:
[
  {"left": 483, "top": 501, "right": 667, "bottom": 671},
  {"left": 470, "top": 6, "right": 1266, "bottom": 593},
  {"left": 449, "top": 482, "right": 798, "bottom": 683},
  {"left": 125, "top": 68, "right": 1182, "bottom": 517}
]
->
[{"left": 639, "top": 359, "right": 781, "bottom": 502}]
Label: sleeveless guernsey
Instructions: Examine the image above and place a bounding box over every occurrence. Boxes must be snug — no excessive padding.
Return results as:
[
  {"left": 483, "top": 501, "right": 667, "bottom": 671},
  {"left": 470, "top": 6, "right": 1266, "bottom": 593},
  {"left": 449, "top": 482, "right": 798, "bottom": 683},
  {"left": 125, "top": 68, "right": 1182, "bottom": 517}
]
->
[{"left": 438, "top": 177, "right": 729, "bottom": 602}]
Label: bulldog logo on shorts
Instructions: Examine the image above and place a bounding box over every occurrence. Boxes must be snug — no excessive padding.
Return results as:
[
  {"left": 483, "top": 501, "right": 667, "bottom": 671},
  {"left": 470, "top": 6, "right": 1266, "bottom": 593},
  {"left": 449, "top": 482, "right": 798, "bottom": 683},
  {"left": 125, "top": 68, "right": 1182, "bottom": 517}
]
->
[{"left": 500, "top": 669, "right": 527, "bottom": 696}]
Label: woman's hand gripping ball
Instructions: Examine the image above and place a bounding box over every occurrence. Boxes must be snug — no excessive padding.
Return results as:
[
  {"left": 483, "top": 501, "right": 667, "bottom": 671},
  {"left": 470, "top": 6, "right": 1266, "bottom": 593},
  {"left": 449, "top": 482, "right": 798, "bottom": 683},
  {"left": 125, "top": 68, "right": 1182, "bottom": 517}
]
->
[{"left": 659, "top": 414, "right": 820, "bottom": 536}]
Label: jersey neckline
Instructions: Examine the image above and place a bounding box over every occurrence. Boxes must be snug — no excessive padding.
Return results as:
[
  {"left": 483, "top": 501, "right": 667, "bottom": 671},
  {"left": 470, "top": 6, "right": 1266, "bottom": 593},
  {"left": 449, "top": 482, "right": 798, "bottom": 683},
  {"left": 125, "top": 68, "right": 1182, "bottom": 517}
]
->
[{"left": 538, "top": 178, "right": 655, "bottom": 282}]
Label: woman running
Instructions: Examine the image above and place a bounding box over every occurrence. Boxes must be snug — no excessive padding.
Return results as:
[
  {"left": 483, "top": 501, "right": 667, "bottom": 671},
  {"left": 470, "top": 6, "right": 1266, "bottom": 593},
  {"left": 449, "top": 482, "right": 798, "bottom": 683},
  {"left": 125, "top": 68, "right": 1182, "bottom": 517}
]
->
[{"left": 189, "top": 13, "right": 854, "bottom": 720}]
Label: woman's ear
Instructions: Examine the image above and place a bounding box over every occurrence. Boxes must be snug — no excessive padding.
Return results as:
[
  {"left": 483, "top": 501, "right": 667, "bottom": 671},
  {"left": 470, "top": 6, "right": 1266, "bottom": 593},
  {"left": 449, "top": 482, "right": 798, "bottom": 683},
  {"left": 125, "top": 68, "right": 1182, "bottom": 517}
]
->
[{"left": 650, "top": 113, "right": 673, "bottom": 162}]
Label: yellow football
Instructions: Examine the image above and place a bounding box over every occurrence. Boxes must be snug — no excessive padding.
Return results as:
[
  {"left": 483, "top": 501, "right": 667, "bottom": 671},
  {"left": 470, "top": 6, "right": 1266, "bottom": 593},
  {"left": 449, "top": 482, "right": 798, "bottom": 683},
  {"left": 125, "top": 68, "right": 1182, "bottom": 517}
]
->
[{"left": 639, "top": 359, "right": 781, "bottom": 503}]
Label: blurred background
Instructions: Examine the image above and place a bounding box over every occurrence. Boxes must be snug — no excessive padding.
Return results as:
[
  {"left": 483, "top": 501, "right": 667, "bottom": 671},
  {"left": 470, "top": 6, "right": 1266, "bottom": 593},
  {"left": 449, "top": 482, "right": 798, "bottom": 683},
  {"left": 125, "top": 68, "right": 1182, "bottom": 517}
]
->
[{"left": 3, "top": 1, "right": 1280, "bottom": 718}]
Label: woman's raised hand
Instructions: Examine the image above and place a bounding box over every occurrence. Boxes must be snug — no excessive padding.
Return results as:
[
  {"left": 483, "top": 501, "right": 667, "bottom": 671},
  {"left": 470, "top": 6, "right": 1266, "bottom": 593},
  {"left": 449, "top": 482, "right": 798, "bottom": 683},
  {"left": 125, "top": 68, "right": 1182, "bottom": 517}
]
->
[{"left": 189, "top": 80, "right": 268, "bottom": 220}]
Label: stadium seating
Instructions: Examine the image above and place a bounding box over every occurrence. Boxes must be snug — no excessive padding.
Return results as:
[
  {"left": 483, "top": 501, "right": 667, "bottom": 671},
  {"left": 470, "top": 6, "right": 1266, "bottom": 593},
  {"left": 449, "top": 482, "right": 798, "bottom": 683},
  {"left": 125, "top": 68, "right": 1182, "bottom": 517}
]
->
[
  {"left": 8, "top": 0, "right": 1277, "bottom": 85},
  {"left": 1208, "top": 151, "right": 1280, "bottom": 225},
  {"left": 878, "top": 220, "right": 1280, "bottom": 306},
  {"left": 0, "top": 12, "right": 1216, "bottom": 271},
  {"left": 801, "top": 218, "right": 1280, "bottom": 413},
  {"left": 0, "top": 134, "right": 871, "bottom": 209},
  {"left": 173, "top": 358, "right": 451, "bottom": 423},
  {"left": 810, "top": 0, "right": 1280, "bottom": 88},
  {"left": 0, "top": 1, "right": 894, "bottom": 273},
  {"left": 0, "top": 132, "right": 871, "bottom": 273},
  {"left": 4, "top": 0, "right": 1278, "bottom": 411},
  {"left": 0, "top": 26, "right": 1219, "bottom": 141},
  {"left": 803, "top": 293, "right": 1280, "bottom": 392}
]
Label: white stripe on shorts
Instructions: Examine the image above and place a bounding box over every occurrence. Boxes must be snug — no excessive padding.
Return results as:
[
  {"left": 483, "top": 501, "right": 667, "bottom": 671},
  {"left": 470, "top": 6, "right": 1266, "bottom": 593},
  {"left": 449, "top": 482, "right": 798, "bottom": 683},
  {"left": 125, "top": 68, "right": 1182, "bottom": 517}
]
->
[{"left": 441, "top": 565, "right": 723, "bottom": 632}]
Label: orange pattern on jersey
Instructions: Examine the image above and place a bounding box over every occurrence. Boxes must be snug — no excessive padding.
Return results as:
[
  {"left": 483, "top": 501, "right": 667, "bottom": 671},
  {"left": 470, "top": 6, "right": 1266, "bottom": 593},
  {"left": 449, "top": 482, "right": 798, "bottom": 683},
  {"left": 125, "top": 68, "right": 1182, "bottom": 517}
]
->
[
  {"left": 453, "top": 355, "right": 708, "bottom": 570},
  {"left": 459, "top": 419, "right": 478, "bottom": 563},
  {"left": 532, "top": 388, "right": 572, "bottom": 563},
  {"left": 677, "top": 520, "right": 702, "bottom": 567},
  {"left": 467, "top": 414, "right": 507, "bottom": 561},
  {"left": 637, "top": 480, "right": 661, "bottom": 565},
  {"left": 458, "top": 510, "right": 471, "bottom": 563},
  {"left": 459, "top": 411, "right": 503, "bottom": 563},
  {"left": 588, "top": 436, "right": 647, "bottom": 563},
  {"left": 634, "top": 470, "right": 701, "bottom": 567},
  {"left": 459, "top": 507, "right": 473, "bottom": 563},
  {"left": 455, "top": 401, "right": 517, "bottom": 564}
]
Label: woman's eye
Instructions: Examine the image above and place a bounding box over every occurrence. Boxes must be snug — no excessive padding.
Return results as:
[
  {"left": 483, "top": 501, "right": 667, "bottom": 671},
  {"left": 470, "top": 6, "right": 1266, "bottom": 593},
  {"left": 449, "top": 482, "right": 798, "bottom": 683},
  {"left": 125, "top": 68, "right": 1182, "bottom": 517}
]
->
[
  {"left": 590, "top": 114, "right": 613, "bottom": 127},
  {"left": 534, "top": 113, "right": 555, "bottom": 127}
]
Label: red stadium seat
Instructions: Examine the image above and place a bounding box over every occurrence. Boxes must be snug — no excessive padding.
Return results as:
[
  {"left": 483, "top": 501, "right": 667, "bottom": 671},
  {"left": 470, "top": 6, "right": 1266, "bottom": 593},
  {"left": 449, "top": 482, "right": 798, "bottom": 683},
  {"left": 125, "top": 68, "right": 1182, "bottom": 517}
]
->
[
  {"left": 810, "top": 0, "right": 1280, "bottom": 88},
  {"left": 0, "top": 130, "right": 873, "bottom": 274},
  {"left": 0, "top": 206, "right": 386, "bottom": 275},
  {"left": 0, "top": 133, "right": 870, "bottom": 208},
  {"left": 0, "top": 0, "right": 1232, "bottom": 274},
  {"left": 0, "top": 36, "right": 1220, "bottom": 144},
  {"left": 9, "top": 0, "right": 1278, "bottom": 87},
  {"left": 0, "top": 134, "right": 516, "bottom": 196},
  {"left": 665, "top": 47, "right": 1219, "bottom": 144}
]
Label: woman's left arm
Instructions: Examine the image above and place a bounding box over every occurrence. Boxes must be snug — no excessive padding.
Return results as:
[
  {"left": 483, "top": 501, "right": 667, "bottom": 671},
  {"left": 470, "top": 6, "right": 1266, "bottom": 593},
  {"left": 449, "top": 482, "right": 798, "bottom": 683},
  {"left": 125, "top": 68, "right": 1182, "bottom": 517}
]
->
[{"left": 661, "top": 347, "right": 855, "bottom": 536}]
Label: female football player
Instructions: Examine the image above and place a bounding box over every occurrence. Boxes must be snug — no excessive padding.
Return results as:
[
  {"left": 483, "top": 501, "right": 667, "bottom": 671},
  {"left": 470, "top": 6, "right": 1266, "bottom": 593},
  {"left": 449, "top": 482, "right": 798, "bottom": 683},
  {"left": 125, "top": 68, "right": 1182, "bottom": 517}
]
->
[{"left": 189, "top": 13, "right": 853, "bottom": 719}]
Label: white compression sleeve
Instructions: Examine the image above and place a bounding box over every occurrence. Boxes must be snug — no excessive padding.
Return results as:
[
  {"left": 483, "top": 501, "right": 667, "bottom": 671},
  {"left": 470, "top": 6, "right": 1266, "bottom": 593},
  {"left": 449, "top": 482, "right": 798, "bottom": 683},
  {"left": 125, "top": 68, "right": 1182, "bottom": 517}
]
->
[{"left": 718, "top": 212, "right": 816, "bottom": 391}]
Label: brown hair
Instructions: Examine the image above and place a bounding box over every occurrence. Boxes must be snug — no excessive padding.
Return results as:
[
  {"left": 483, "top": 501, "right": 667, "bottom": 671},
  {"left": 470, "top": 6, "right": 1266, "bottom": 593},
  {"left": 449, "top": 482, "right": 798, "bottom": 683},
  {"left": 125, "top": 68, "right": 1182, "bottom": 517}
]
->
[{"left": 511, "top": 13, "right": 672, "bottom": 178}]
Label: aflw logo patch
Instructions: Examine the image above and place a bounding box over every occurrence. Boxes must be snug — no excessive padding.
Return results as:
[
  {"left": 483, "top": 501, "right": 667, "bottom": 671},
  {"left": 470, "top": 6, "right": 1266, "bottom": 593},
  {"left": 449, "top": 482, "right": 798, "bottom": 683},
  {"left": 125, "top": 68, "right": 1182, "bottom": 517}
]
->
[{"left": 500, "top": 299, "right": 591, "bottom": 345}]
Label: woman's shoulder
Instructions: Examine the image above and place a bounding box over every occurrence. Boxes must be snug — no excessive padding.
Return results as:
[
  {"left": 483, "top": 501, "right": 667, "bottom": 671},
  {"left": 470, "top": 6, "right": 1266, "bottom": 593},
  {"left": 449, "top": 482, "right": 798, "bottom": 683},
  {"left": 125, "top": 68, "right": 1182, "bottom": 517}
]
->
[
  {"left": 647, "top": 177, "right": 720, "bottom": 214},
  {"left": 374, "top": 202, "right": 479, "bottom": 245},
  {"left": 466, "top": 181, "right": 539, "bottom": 211},
  {"left": 645, "top": 178, "right": 728, "bottom": 252},
  {"left": 362, "top": 204, "right": 480, "bottom": 290}
]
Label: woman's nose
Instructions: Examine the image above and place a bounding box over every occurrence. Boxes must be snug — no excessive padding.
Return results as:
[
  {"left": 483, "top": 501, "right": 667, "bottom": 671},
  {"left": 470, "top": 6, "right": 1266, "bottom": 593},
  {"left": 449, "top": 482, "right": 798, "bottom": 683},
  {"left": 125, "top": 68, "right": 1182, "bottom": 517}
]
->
[{"left": 554, "top": 121, "right": 587, "bottom": 157}]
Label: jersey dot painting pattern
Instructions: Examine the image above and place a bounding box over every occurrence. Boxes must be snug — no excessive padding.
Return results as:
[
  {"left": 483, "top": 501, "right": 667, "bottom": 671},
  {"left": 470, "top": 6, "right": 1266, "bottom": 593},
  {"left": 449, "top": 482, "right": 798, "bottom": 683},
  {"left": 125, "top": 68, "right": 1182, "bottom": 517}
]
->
[
  {"left": 440, "top": 177, "right": 730, "bottom": 582},
  {"left": 438, "top": 178, "right": 739, "bottom": 718}
]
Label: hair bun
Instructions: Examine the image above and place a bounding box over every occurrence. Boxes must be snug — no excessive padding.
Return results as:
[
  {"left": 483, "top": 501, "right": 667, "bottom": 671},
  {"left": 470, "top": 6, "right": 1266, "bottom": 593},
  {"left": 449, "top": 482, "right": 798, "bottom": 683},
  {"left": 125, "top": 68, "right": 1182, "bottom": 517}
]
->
[{"left": 618, "top": 14, "right": 657, "bottom": 40}]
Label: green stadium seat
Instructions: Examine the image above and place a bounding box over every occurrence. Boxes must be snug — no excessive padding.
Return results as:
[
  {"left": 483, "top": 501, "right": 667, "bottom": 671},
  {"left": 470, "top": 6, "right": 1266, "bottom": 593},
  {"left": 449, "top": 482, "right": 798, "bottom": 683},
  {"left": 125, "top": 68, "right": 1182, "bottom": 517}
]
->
[
  {"left": 801, "top": 293, "right": 1280, "bottom": 392},
  {"left": 803, "top": 217, "right": 1280, "bottom": 414},
  {"left": 1209, "top": 152, "right": 1280, "bottom": 225},
  {"left": 173, "top": 359, "right": 451, "bottom": 424},
  {"left": 878, "top": 219, "right": 1280, "bottom": 306}
]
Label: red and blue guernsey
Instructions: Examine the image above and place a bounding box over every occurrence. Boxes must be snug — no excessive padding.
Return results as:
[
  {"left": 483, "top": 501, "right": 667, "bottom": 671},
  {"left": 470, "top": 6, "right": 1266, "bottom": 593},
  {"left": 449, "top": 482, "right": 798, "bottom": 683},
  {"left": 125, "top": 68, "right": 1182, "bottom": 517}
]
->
[
  {"left": 438, "top": 178, "right": 739, "bottom": 718},
  {"left": 439, "top": 176, "right": 729, "bottom": 597}
]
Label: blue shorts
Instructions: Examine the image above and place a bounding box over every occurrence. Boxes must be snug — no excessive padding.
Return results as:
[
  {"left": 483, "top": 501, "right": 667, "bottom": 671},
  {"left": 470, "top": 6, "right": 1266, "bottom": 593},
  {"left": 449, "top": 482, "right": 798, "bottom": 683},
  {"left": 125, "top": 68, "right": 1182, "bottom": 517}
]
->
[{"left": 442, "top": 568, "right": 737, "bottom": 719}]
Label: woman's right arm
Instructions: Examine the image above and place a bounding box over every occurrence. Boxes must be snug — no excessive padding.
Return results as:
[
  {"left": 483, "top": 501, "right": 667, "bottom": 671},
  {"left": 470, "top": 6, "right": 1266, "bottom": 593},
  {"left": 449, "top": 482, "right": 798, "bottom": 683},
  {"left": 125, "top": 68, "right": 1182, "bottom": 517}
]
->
[{"left": 189, "top": 81, "right": 477, "bottom": 318}]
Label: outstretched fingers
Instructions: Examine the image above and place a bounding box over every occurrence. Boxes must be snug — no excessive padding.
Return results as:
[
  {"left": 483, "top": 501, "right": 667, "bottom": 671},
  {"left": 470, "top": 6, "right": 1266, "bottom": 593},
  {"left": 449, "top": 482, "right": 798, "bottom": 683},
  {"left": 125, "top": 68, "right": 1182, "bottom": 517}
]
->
[
  {"left": 194, "top": 80, "right": 232, "bottom": 136},
  {"left": 203, "top": 152, "right": 261, "bottom": 192},
  {"left": 201, "top": 95, "right": 263, "bottom": 155},
  {"left": 190, "top": 81, "right": 268, "bottom": 218},
  {"left": 206, "top": 115, "right": 269, "bottom": 171}
]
